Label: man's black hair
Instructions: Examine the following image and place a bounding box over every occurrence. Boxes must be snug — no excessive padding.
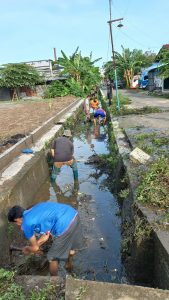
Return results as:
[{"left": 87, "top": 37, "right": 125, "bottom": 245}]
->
[{"left": 8, "top": 205, "right": 25, "bottom": 222}]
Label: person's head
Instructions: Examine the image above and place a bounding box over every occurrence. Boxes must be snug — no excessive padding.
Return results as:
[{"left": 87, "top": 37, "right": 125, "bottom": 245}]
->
[
  {"left": 63, "top": 129, "right": 72, "bottom": 138},
  {"left": 8, "top": 205, "right": 25, "bottom": 226}
]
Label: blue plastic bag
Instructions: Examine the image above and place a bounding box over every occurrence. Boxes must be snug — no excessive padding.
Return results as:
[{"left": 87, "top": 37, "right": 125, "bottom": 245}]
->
[{"left": 21, "top": 148, "right": 34, "bottom": 154}]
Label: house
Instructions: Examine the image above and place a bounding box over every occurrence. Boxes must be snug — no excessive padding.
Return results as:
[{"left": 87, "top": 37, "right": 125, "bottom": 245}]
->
[
  {"left": 0, "top": 59, "right": 65, "bottom": 100},
  {"left": 147, "top": 62, "right": 169, "bottom": 92},
  {"left": 25, "top": 59, "right": 64, "bottom": 82},
  {"left": 139, "top": 45, "right": 169, "bottom": 92}
]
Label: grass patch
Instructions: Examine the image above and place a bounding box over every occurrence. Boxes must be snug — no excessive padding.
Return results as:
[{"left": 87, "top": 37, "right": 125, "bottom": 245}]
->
[
  {"left": 140, "top": 144, "right": 155, "bottom": 155},
  {"left": 134, "top": 132, "right": 169, "bottom": 156},
  {"left": 0, "top": 268, "right": 59, "bottom": 300},
  {"left": 135, "top": 132, "right": 156, "bottom": 141},
  {"left": 110, "top": 93, "right": 162, "bottom": 116},
  {"left": 136, "top": 156, "right": 169, "bottom": 209},
  {"left": 110, "top": 93, "right": 131, "bottom": 115},
  {"left": 152, "top": 137, "right": 169, "bottom": 146}
]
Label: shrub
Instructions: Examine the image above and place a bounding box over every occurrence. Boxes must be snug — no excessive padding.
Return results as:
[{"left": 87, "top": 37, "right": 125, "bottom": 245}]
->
[
  {"left": 65, "top": 78, "right": 85, "bottom": 97},
  {"left": 137, "top": 156, "right": 169, "bottom": 209},
  {"left": 44, "top": 80, "right": 69, "bottom": 98}
]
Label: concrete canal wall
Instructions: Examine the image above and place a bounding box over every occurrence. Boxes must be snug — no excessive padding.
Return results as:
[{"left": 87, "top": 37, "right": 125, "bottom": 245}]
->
[
  {"left": 0, "top": 98, "right": 84, "bottom": 264},
  {"left": 111, "top": 117, "right": 169, "bottom": 289},
  {"left": 99, "top": 89, "right": 169, "bottom": 289}
]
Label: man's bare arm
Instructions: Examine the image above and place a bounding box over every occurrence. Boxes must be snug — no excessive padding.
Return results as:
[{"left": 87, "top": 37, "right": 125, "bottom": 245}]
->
[{"left": 22, "top": 232, "right": 50, "bottom": 255}]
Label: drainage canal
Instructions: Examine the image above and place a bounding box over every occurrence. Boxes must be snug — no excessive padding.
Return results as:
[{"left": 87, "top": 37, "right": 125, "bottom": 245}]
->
[
  {"left": 7, "top": 120, "right": 127, "bottom": 283},
  {"left": 26, "top": 121, "right": 127, "bottom": 283}
]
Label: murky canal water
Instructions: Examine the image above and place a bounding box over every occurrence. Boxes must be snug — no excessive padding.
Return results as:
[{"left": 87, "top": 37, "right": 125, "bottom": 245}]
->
[{"left": 33, "top": 122, "right": 126, "bottom": 283}]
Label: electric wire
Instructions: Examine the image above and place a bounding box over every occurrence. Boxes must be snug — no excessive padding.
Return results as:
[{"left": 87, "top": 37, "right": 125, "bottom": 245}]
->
[
  {"left": 110, "top": 0, "right": 161, "bottom": 51},
  {"left": 117, "top": 27, "right": 161, "bottom": 51}
]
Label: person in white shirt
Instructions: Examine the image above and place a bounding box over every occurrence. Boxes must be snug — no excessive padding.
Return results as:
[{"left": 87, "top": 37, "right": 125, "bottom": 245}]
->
[{"left": 84, "top": 95, "right": 91, "bottom": 122}]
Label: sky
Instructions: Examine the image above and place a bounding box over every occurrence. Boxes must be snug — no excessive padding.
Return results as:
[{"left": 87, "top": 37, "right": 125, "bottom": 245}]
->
[{"left": 0, "top": 0, "right": 169, "bottom": 67}]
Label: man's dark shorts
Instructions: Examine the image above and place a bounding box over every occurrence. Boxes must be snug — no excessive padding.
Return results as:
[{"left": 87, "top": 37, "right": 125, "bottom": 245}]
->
[{"left": 47, "top": 214, "right": 83, "bottom": 261}]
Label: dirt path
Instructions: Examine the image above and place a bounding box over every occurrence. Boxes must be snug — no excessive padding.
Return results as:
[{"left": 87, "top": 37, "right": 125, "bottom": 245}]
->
[{"left": 0, "top": 96, "right": 77, "bottom": 153}]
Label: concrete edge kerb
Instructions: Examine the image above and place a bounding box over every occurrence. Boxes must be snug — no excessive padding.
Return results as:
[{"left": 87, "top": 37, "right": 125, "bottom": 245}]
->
[
  {"left": 0, "top": 98, "right": 83, "bottom": 171},
  {"left": 65, "top": 276, "right": 169, "bottom": 299},
  {"left": 111, "top": 117, "right": 169, "bottom": 288}
]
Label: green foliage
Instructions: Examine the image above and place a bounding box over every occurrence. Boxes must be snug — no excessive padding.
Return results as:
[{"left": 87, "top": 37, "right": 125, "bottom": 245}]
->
[
  {"left": 110, "top": 97, "right": 161, "bottom": 116},
  {"left": 44, "top": 47, "right": 102, "bottom": 98},
  {"left": 29, "top": 283, "right": 56, "bottom": 300},
  {"left": 134, "top": 216, "right": 153, "bottom": 246},
  {"left": 0, "top": 269, "right": 57, "bottom": 300},
  {"left": 135, "top": 133, "right": 156, "bottom": 141},
  {"left": 103, "top": 61, "right": 124, "bottom": 82},
  {"left": 158, "top": 48, "right": 169, "bottom": 78},
  {"left": 1, "top": 283, "right": 25, "bottom": 300},
  {"left": 66, "top": 78, "right": 84, "bottom": 97},
  {"left": 137, "top": 156, "right": 169, "bottom": 208},
  {"left": 0, "top": 64, "right": 42, "bottom": 90},
  {"left": 134, "top": 132, "right": 169, "bottom": 156},
  {"left": 57, "top": 47, "right": 102, "bottom": 94},
  {"left": 44, "top": 80, "right": 69, "bottom": 98},
  {"left": 152, "top": 137, "right": 169, "bottom": 146},
  {"left": 0, "top": 269, "right": 15, "bottom": 281},
  {"left": 104, "top": 47, "right": 156, "bottom": 86},
  {"left": 0, "top": 269, "right": 24, "bottom": 300},
  {"left": 109, "top": 93, "right": 131, "bottom": 115},
  {"left": 118, "top": 188, "right": 130, "bottom": 199},
  {"left": 75, "top": 285, "right": 88, "bottom": 300},
  {"left": 140, "top": 144, "right": 155, "bottom": 155}
]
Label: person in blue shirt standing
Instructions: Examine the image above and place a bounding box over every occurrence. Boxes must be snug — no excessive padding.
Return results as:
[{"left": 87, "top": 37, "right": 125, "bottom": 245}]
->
[{"left": 8, "top": 202, "right": 83, "bottom": 276}]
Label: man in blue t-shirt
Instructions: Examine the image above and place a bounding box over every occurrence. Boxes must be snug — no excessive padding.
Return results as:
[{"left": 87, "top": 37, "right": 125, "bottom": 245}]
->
[
  {"left": 8, "top": 202, "right": 82, "bottom": 275},
  {"left": 93, "top": 108, "right": 106, "bottom": 126}
]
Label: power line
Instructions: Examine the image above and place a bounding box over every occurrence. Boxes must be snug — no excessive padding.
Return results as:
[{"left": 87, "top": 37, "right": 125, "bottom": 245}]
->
[
  {"left": 111, "top": 0, "right": 161, "bottom": 48},
  {"left": 117, "top": 27, "right": 160, "bottom": 50},
  {"left": 124, "top": 19, "right": 160, "bottom": 46}
]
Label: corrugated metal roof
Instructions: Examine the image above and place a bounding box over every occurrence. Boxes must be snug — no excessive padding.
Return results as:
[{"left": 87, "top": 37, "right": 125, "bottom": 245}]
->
[{"left": 141, "top": 62, "right": 166, "bottom": 75}]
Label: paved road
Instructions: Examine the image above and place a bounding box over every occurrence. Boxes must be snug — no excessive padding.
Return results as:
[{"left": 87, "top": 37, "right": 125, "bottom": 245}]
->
[
  {"left": 120, "top": 89, "right": 169, "bottom": 110},
  {"left": 102, "top": 89, "right": 169, "bottom": 134}
]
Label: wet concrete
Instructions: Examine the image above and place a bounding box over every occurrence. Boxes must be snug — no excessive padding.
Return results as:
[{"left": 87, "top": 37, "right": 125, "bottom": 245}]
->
[{"left": 33, "top": 123, "right": 126, "bottom": 283}]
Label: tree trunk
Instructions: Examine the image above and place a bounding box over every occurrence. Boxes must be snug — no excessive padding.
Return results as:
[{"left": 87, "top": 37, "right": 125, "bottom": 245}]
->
[{"left": 12, "top": 88, "right": 19, "bottom": 101}]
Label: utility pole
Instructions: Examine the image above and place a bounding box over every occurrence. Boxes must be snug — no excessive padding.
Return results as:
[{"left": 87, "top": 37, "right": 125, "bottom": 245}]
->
[{"left": 107, "top": 0, "right": 123, "bottom": 110}]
